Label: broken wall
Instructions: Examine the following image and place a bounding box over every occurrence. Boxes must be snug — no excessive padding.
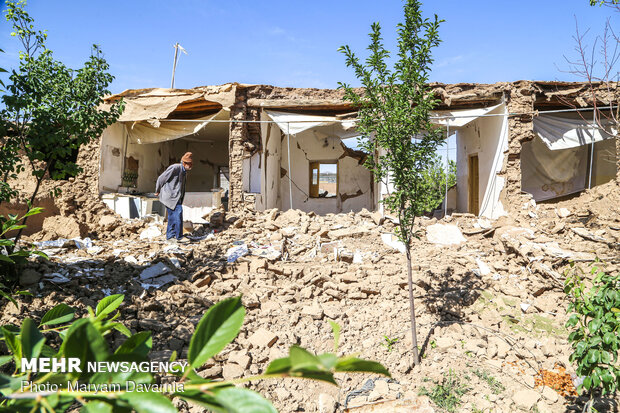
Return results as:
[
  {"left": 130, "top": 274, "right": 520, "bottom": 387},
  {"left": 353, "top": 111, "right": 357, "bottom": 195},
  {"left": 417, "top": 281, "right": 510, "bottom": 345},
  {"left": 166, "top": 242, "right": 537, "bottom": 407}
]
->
[
  {"left": 99, "top": 123, "right": 229, "bottom": 194},
  {"left": 279, "top": 129, "right": 372, "bottom": 215}
]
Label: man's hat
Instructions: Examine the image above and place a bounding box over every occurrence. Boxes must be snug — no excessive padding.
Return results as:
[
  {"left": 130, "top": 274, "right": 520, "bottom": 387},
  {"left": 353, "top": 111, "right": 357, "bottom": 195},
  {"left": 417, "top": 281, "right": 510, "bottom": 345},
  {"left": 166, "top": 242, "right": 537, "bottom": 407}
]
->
[{"left": 181, "top": 152, "right": 193, "bottom": 164}]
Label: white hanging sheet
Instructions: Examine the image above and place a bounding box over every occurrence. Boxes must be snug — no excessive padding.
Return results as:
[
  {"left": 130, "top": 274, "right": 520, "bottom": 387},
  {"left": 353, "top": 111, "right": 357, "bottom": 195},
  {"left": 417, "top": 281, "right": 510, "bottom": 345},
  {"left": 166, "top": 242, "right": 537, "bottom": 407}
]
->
[
  {"left": 124, "top": 109, "right": 228, "bottom": 144},
  {"left": 264, "top": 110, "right": 358, "bottom": 137},
  {"left": 431, "top": 103, "right": 503, "bottom": 128},
  {"left": 533, "top": 112, "right": 615, "bottom": 150}
]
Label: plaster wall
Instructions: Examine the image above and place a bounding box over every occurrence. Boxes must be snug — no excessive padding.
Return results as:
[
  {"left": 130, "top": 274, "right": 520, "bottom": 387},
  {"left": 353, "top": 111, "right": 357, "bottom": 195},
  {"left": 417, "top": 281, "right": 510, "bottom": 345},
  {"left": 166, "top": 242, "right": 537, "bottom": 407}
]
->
[
  {"left": 279, "top": 128, "right": 372, "bottom": 215},
  {"left": 99, "top": 123, "right": 228, "bottom": 194},
  {"left": 456, "top": 105, "right": 507, "bottom": 217}
]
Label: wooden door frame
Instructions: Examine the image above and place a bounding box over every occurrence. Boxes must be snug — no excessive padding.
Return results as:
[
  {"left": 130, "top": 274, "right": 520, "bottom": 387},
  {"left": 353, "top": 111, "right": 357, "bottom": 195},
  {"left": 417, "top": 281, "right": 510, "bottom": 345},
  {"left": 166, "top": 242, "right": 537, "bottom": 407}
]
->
[{"left": 468, "top": 153, "right": 480, "bottom": 215}]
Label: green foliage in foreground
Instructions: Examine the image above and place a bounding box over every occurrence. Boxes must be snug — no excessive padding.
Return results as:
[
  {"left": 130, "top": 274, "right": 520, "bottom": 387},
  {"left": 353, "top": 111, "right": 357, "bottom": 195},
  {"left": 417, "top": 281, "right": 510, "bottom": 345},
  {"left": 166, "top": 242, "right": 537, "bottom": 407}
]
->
[
  {"left": 0, "top": 206, "right": 45, "bottom": 302},
  {"left": 565, "top": 263, "right": 619, "bottom": 399},
  {"left": 0, "top": 295, "right": 389, "bottom": 412}
]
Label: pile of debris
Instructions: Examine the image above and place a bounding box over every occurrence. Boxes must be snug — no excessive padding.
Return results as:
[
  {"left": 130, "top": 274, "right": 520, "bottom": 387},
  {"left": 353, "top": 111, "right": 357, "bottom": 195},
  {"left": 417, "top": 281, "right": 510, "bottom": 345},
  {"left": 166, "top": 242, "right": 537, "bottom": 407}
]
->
[{"left": 1, "top": 181, "right": 619, "bottom": 412}]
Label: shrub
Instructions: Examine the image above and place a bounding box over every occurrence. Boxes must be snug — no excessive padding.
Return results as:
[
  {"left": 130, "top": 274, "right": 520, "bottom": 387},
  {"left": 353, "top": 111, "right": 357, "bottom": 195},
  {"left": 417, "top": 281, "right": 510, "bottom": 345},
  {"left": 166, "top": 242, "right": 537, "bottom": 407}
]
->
[
  {"left": 0, "top": 295, "right": 389, "bottom": 412},
  {"left": 0, "top": 206, "right": 45, "bottom": 304},
  {"left": 565, "top": 262, "right": 619, "bottom": 404}
]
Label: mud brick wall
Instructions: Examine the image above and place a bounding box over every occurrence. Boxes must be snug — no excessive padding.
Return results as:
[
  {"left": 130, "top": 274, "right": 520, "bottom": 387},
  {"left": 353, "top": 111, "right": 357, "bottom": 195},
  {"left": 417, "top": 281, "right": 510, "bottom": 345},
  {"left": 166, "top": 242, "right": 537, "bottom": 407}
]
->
[
  {"left": 228, "top": 88, "right": 248, "bottom": 212},
  {"left": 498, "top": 81, "right": 537, "bottom": 213}
]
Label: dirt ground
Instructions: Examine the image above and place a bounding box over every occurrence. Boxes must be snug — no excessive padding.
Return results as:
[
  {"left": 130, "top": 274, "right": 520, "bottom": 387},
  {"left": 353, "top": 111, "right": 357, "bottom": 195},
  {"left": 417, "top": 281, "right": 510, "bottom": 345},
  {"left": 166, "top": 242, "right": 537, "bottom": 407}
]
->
[{"left": 2, "top": 181, "right": 620, "bottom": 412}]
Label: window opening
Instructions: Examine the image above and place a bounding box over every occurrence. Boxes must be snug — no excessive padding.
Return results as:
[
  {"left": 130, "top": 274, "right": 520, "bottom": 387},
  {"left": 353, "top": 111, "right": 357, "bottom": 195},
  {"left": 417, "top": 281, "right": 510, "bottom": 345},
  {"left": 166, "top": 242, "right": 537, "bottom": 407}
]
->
[{"left": 309, "top": 162, "right": 337, "bottom": 198}]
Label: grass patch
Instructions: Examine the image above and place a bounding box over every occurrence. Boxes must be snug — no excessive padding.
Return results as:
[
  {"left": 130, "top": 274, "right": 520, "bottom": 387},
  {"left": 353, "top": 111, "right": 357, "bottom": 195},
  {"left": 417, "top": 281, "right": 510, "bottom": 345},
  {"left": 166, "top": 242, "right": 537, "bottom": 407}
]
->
[
  {"left": 419, "top": 369, "right": 471, "bottom": 412},
  {"left": 472, "top": 368, "right": 505, "bottom": 395}
]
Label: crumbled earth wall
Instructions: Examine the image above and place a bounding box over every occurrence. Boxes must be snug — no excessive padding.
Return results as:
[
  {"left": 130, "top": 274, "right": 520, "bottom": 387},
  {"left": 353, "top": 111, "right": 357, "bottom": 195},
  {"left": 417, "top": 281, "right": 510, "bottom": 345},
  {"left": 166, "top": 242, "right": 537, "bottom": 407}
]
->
[
  {"left": 1, "top": 180, "right": 619, "bottom": 412},
  {"left": 4, "top": 80, "right": 617, "bottom": 232}
]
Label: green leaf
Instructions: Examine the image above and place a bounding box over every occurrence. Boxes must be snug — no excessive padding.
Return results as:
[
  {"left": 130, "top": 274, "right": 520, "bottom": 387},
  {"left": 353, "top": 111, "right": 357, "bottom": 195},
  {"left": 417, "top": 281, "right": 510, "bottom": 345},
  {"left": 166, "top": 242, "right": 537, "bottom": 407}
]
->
[
  {"left": 22, "top": 207, "right": 43, "bottom": 218},
  {"left": 0, "top": 373, "right": 25, "bottom": 394},
  {"left": 1, "top": 327, "right": 21, "bottom": 369},
  {"left": 21, "top": 318, "right": 45, "bottom": 360},
  {"left": 176, "top": 389, "right": 226, "bottom": 413},
  {"left": 265, "top": 357, "right": 292, "bottom": 375},
  {"left": 188, "top": 296, "right": 245, "bottom": 368},
  {"left": 40, "top": 303, "right": 75, "bottom": 326},
  {"left": 90, "top": 354, "right": 152, "bottom": 386},
  {"left": 111, "top": 322, "right": 132, "bottom": 337},
  {"left": 582, "top": 376, "right": 592, "bottom": 390},
  {"left": 115, "top": 331, "right": 152, "bottom": 358},
  {"left": 61, "top": 319, "right": 109, "bottom": 378},
  {"left": 120, "top": 391, "right": 176, "bottom": 413},
  {"left": 289, "top": 345, "right": 322, "bottom": 370},
  {"left": 588, "top": 318, "right": 602, "bottom": 333},
  {"left": 213, "top": 387, "right": 277, "bottom": 413},
  {"left": 81, "top": 401, "right": 113, "bottom": 413},
  {"left": 329, "top": 320, "right": 341, "bottom": 352},
  {"left": 0, "top": 255, "right": 14, "bottom": 263},
  {"left": 96, "top": 294, "right": 124, "bottom": 319},
  {"left": 334, "top": 357, "right": 391, "bottom": 377},
  {"left": 603, "top": 332, "right": 615, "bottom": 345},
  {"left": 0, "top": 355, "right": 12, "bottom": 367},
  {"left": 318, "top": 353, "right": 338, "bottom": 370}
]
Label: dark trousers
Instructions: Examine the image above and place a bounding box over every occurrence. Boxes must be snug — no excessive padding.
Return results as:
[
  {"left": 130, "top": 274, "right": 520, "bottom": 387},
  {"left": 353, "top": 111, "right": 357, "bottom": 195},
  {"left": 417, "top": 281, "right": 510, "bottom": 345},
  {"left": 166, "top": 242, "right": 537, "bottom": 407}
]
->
[{"left": 166, "top": 203, "right": 183, "bottom": 240}]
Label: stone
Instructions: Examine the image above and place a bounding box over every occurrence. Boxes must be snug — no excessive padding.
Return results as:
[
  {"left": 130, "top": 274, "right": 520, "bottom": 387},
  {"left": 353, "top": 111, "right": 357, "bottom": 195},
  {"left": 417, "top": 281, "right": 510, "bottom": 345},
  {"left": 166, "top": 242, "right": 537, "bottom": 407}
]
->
[
  {"left": 374, "top": 380, "right": 390, "bottom": 395},
  {"left": 328, "top": 227, "right": 369, "bottom": 240},
  {"left": 371, "top": 211, "right": 385, "bottom": 226},
  {"left": 542, "top": 386, "right": 559, "bottom": 403},
  {"left": 98, "top": 215, "right": 119, "bottom": 230},
  {"left": 435, "top": 336, "right": 456, "bottom": 351},
  {"left": 556, "top": 208, "right": 572, "bottom": 218},
  {"left": 228, "top": 350, "right": 251, "bottom": 369},
  {"left": 19, "top": 269, "right": 42, "bottom": 286},
  {"left": 426, "top": 224, "right": 466, "bottom": 246},
  {"left": 139, "top": 225, "right": 162, "bottom": 240},
  {"left": 318, "top": 393, "right": 337, "bottom": 413},
  {"left": 210, "top": 212, "right": 225, "bottom": 227},
  {"left": 488, "top": 336, "right": 511, "bottom": 359},
  {"left": 168, "top": 338, "right": 184, "bottom": 352},
  {"left": 42, "top": 215, "right": 85, "bottom": 239},
  {"left": 512, "top": 389, "right": 540, "bottom": 410},
  {"left": 536, "top": 400, "right": 554, "bottom": 413},
  {"left": 346, "top": 396, "right": 435, "bottom": 412},
  {"left": 274, "top": 387, "right": 290, "bottom": 402},
  {"left": 301, "top": 303, "right": 324, "bottom": 320},
  {"left": 248, "top": 328, "right": 278, "bottom": 348},
  {"left": 222, "top": 363, "right": 244, "bottom": 380},
  {"left": 340, "top": 273, "right": 357, "bottom": 283},
  {"left": 249, "top": 258, "right": 267, "bottom": 273}
]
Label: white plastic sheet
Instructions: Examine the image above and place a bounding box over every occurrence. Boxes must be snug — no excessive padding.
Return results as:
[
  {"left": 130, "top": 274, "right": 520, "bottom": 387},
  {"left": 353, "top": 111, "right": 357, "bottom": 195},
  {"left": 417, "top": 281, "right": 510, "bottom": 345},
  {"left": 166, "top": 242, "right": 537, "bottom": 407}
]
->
[
  {"left": 264, "top": 110, "right": 358, "bottom": 136},
  {"left": 533, "top": 112, "right": 615, "bottom": 150},
  {"left": 125, "top": 109, "right": 228, "bottom": 144},
  {"left": 431, "top": 103, "right": 502, "bottom": 128},
  {"left": 521, "top": 135, "right": 616, "bottom": 201}
]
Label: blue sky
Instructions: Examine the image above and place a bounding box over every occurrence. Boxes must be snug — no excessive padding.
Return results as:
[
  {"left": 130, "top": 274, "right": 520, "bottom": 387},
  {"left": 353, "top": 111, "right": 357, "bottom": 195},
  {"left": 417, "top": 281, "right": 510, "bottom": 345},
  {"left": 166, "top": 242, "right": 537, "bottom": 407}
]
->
[{"left": 1, "top": 1, "right": 617, "bottom": 94}]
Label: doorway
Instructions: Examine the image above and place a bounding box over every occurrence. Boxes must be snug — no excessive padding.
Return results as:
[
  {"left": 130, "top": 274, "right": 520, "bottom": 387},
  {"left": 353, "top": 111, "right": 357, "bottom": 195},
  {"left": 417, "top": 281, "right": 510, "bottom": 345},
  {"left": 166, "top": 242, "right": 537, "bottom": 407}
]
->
[{"left": 468, "top": 154, "right": 479, "bottom": 215}]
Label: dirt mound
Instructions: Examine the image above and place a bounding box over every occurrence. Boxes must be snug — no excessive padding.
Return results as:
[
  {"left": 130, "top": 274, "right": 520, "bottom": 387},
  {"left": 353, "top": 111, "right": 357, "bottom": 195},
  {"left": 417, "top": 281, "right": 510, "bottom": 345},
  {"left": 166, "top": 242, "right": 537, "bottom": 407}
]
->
[{"left": 1, "top": 176, "right": 619, "bottom": 411}]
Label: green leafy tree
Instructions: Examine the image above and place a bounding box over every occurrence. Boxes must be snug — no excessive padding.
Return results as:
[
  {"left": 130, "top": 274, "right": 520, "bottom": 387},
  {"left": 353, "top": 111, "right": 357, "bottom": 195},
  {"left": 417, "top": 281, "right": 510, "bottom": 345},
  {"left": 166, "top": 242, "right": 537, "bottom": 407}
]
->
[
  {"left": 338, "top": 0, "right": 443, "bottom": 366},
  {"left": 0, "top": 0, "right": 123, "bottom": 242},
  {"left": 0, "top": 295, "right": 389, "bottom": 412},
  {"left": 422, "top": 155, "right": 456, "bottom": 212}
]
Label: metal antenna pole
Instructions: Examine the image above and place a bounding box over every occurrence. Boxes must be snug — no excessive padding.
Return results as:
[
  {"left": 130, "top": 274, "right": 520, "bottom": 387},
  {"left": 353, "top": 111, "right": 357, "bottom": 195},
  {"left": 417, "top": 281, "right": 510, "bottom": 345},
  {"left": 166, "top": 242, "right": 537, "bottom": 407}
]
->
[{"left": 171, "top": 43, "right": 179, "bottom": 89}]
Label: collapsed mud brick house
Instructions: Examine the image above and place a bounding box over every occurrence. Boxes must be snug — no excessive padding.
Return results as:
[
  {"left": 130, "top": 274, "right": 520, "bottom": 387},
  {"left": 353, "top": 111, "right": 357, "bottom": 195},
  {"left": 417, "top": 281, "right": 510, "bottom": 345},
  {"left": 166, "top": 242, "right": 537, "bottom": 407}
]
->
[
  {"left": 94, "top": 80, "right": 617, "bottom": 222},
  {"left": 5, "top": 80, "right": 613, "bottom": 233}
]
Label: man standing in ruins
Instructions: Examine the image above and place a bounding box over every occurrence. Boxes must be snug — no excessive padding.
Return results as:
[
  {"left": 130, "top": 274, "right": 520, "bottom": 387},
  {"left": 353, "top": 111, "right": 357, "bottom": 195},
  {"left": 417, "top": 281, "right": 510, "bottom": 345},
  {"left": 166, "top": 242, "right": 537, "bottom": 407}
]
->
[{"left": 155, "top": 152, "right": 193, "bottom": 241}]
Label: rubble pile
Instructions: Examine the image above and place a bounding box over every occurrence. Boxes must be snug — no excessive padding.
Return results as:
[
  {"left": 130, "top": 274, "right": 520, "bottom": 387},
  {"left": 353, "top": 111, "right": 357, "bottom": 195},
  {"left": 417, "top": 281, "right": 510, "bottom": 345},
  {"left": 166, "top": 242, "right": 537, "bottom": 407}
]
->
[{"left": 1, "top": 181, "right": 619, "bottom": 412}]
